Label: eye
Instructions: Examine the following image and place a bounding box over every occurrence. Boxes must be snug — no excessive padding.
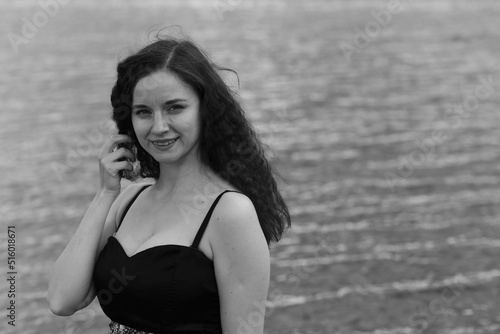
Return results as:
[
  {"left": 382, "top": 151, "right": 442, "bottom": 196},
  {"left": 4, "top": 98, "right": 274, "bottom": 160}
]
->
[
  {"left": 135, "top": 109, "right": 150, "bottom": 115},
  {"left": 167, "top": 105, "right": 184, "bottom": 113}
]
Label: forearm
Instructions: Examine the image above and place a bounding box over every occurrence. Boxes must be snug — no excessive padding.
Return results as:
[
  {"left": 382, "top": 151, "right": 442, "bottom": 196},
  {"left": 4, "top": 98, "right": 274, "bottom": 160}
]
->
[{"left": 47, "top": 190, "right": 116, "bottom": 314}]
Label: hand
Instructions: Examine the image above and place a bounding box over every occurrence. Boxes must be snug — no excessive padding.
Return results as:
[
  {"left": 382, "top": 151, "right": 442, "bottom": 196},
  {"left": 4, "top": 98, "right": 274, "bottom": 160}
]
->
[{"left": 97, "top": 134, "right": 135, "bottom": 196}]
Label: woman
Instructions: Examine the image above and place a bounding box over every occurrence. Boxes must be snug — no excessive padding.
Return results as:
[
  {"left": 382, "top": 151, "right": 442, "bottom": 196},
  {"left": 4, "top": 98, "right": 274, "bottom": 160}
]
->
[{"left": 47, "top": 34, "right": 290, "bottom": 334}]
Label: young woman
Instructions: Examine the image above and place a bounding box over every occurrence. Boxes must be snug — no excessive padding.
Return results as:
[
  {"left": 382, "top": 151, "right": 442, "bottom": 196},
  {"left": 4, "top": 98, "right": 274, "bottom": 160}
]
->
[{"left": 48, "top": 35, "right": 290, "bottom": 334}]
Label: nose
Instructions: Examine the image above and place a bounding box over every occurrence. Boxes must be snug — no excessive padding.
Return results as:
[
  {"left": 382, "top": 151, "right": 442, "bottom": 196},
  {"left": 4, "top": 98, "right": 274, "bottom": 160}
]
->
[{"left": 151, "top": 111, "right": 170, "bottom": 134}]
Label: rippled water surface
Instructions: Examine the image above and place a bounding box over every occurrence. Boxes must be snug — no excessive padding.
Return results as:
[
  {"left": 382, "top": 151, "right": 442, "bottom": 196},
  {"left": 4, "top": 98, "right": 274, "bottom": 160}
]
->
[{"left": 2, "top": 1, "right": 500, "bottom": 333}]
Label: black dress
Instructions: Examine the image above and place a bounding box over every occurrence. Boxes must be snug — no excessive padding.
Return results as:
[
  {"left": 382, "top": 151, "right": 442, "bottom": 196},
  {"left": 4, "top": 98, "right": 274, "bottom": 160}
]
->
[{"left": 93, "top": 184, "right": 243, "bottom": 333}]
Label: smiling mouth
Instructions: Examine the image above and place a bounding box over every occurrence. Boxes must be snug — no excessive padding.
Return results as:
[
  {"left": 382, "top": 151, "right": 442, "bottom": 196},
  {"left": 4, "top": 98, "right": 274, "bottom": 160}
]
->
[{"left": 150, "top": 137, "right": 179, "bottom": 147}]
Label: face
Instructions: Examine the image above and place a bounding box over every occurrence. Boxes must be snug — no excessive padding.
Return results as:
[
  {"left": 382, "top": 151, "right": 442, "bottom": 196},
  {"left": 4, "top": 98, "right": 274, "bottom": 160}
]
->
[{"left": 131, "top": 70, "right": 201, "bottom": 165}]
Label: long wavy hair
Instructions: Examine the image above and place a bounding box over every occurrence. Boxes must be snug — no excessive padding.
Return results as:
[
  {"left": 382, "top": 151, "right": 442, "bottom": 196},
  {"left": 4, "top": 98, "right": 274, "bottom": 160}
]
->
[{"left": 110, "top": 35, "right": 290, "bottom": 245}]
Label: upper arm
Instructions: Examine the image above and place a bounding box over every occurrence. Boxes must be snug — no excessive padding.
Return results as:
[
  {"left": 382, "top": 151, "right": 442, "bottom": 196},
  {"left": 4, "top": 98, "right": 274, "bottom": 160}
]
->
[{"left": 211, "top": 193, "right": 270, "bottom": 334}]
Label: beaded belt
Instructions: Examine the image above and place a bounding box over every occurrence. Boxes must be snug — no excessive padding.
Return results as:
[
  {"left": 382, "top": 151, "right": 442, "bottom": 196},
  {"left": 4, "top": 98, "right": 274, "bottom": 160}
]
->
[
  {"left": 108, "top": 321, "right": 155, "bottom": 334},
  {"left": 108, "top": 320, "right": 222, "bottom": 333}
]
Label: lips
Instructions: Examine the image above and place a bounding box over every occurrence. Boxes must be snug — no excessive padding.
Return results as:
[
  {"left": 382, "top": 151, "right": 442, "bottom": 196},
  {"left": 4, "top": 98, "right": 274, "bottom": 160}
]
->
[{"left": 150, "top": 137, "right": 179, "bottom": 148}]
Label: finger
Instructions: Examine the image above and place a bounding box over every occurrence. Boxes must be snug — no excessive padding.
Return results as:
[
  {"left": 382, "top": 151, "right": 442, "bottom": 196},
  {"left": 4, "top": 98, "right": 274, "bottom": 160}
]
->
[
  {"left": 112, "top": 160, "right": 134, "bottom": 171},
  {"left": 103, "top": 161, "right": 132, "bottom": 177},
  {"left": 99, "top": 134, "right": 133, "bottom": 156},
  {"left": 104, "top": 147, "right": 135, "bottom": 162},
  {"left": 120, "top": 149, "right": 136, "bottom": 162}
]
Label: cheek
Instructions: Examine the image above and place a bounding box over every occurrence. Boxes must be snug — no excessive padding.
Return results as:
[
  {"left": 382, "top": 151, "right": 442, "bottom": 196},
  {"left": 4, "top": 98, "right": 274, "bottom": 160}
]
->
[
  {"left": 178, "top": 112, "right": 200, "bottom": 135},
  {"left": 192, "top": 108, "right": 202, "bottom": 135},
  {"left": 131, "top": 118, "right": 146, "bottom": 135}
]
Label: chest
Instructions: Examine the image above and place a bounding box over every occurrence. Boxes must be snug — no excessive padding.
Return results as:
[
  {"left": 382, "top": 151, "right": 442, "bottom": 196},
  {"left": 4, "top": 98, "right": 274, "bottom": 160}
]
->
[{"left": 114, "top": 199, "right": 215, "bottom": 260}]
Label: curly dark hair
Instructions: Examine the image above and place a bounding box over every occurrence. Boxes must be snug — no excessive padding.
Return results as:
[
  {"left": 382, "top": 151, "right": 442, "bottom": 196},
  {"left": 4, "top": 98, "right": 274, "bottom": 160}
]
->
[{"left": 110, "top": 35, "right": 290, "bottom": 245}]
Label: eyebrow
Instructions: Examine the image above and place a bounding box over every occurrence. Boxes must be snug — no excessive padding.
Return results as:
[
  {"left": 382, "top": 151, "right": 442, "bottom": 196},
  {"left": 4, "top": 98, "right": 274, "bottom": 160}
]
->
[{"left": 132, "top": 98, "right": 187, "bottom": 109}]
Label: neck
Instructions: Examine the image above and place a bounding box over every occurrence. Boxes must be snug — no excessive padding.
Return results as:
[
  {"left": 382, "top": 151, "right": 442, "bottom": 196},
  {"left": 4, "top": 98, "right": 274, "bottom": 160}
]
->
[{"left": 150, "top": 154, "right": 216, "bottom": 200}]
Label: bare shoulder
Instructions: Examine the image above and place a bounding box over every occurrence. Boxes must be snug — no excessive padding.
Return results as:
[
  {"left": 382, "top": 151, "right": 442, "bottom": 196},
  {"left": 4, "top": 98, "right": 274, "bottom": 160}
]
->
[
  {"left": 217, "top": 191, "right": 258, "bottom": 221},
  {"left": 112, "top": 182, "right": 153, "bottom": 227},
  {"left": 206, "top": 191, "right": 260, "bottom": 229},
  {"left": 97, "top": 182, "right": 154, "bottom": 257},
  {"left": 115, "top": 181, "right": 152, "bottom": 204},
  {"left": 121, "top": 181, "right": 152, "bottom": 196},
  {"left": 209, "top": 191, "right": 270, "bottom": 289},
  {"left": 208, "top": 191, "right": 269, "bottom": 259}
]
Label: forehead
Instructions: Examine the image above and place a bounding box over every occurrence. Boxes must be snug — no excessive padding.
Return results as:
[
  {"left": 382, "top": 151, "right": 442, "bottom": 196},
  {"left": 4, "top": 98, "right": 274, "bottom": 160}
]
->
[{"left": 133, "top": 70, "right": 195, "bottom": 104}]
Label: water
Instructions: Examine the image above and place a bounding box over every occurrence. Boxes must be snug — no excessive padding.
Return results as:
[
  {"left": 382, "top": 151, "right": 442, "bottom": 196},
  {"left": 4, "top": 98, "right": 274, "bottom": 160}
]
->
[{"left": 1, "top": 1, "right": 500, "bottom": 333}]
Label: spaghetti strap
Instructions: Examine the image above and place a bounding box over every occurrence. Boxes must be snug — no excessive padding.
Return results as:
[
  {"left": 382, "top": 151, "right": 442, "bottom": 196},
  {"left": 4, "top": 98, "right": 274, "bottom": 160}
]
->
[
  {"left": 191, "top": 190, "right": 243, "bottom": 249},
  {"left": 116, "top": 184, "right": 152, "bottom": 231}
]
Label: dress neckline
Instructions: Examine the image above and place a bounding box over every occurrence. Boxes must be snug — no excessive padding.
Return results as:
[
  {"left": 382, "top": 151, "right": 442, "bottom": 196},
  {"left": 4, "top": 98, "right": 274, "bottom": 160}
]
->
[
  {"left": 110, "top": 187, "right": 243, "bottom": 263},
  {"left": 109, "top": 235, "right": 214, "bottom": 262}
]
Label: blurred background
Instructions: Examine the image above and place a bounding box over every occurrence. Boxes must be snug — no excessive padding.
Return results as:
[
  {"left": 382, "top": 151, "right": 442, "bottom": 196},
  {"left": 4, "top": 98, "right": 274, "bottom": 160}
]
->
[{"left": 1, "top": 0, "right": 500, "bottom": 333}]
